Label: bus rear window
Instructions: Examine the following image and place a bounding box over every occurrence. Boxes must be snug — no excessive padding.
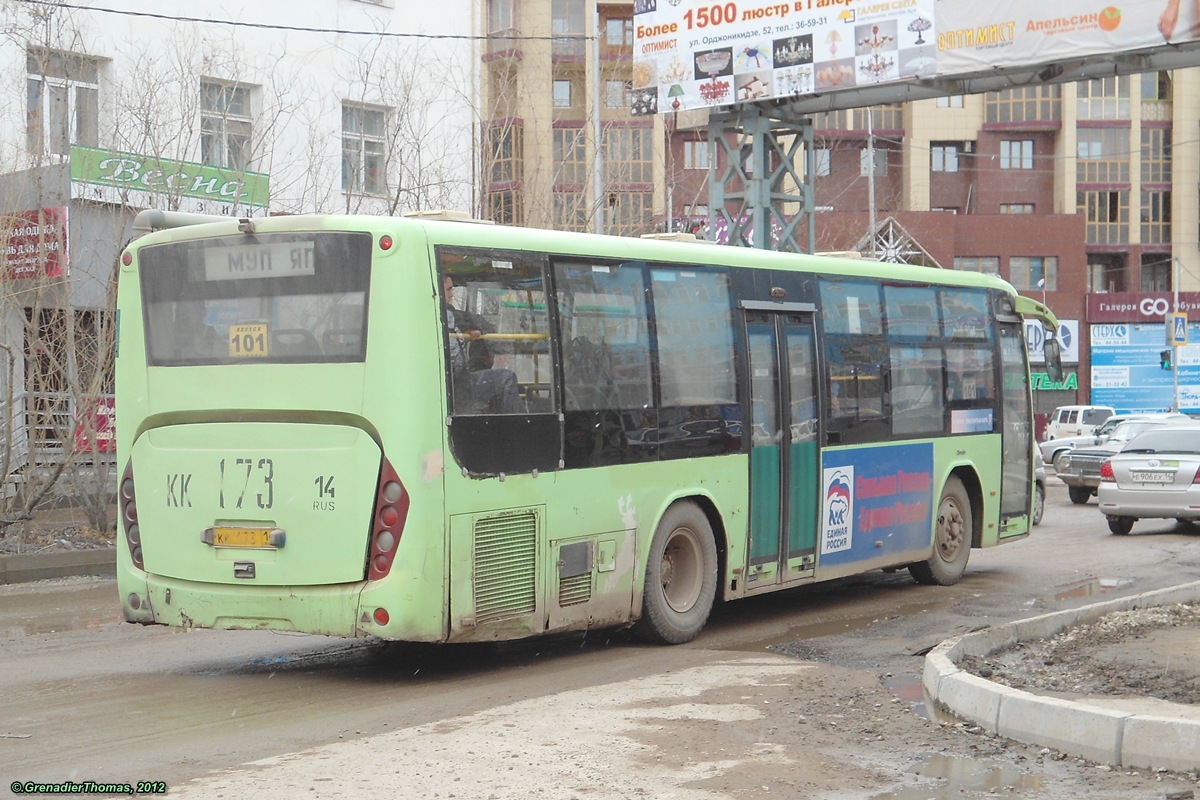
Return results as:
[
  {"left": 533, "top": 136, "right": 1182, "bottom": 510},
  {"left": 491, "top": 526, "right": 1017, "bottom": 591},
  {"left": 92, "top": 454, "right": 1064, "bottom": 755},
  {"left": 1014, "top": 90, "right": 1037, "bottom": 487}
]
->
[{"left": 138, "top": 232, "right": 371, "bottom": 365}]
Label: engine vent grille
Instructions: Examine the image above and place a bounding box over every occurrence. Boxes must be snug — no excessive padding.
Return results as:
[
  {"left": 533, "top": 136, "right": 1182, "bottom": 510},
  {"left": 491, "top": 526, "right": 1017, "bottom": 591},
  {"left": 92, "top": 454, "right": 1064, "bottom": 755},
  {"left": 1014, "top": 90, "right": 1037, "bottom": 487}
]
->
[
  {"left": 473, "top": 510, "right": 537, "bottom": 624},
  {"left": 558, "top": 573, "right": 592, "bottom": 607}
]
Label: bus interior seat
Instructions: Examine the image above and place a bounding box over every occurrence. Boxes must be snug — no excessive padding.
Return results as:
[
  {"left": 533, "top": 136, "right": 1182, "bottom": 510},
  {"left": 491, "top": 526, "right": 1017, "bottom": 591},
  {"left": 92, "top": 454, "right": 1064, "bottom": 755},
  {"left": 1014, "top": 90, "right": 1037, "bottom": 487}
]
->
[
  {"left": 272, "top": 329, "right": 319, "bottom": 357},
  {"left": 322, "top": 329, "right": 361, "bottom": 357}
]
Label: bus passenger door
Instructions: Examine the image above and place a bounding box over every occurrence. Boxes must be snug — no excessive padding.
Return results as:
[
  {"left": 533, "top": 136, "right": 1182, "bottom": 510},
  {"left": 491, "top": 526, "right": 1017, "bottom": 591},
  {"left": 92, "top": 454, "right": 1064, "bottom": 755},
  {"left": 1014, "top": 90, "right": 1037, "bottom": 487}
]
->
[{"left": 745, "top": 308, "right": 819, "bottom": 590}]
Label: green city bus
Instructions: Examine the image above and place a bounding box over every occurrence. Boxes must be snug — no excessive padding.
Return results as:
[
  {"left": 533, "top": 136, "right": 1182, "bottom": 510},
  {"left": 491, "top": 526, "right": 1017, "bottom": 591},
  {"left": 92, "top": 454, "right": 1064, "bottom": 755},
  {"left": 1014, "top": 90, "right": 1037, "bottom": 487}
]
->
[{"left": 115, "top": 211, "right": 1060, "bottom": 645}]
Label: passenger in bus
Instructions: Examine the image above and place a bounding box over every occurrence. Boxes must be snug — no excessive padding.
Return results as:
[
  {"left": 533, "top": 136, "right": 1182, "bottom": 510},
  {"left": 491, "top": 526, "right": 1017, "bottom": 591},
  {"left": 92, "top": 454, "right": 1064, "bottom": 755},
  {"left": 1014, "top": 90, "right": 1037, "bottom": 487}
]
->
[{"left": 442, "top": 275, "right": 521, "bottom": 414}]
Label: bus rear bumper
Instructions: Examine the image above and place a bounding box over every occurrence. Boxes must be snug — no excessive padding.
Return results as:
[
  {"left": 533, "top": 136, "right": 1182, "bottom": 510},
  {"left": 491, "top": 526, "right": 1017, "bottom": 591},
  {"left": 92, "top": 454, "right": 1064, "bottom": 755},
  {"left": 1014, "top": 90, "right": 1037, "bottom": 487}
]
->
[{"left": 126, "top": 574, "right": 367, "bottom": 637}]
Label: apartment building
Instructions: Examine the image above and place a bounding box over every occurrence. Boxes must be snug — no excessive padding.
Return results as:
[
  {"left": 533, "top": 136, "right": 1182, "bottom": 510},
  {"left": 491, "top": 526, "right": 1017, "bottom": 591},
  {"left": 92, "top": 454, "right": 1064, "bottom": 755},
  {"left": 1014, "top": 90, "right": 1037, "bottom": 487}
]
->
[{"left": 481, "top": 0, "right": 662, "bottom": 237}]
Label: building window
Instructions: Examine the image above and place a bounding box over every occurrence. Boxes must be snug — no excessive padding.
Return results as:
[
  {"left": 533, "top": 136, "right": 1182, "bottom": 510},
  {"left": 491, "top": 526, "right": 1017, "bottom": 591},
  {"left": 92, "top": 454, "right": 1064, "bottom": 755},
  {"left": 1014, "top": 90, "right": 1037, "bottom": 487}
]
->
[
  {"left": 553, "top": 127, "right": 586, "bottom": 185},
  {"left": 1141, "top": 190, "right": 1172, "bottom": 245},
  {"left": 1141, "top": 255, "right": 1171, "bottom": 292},
  {"left": 1000, "top": 204, "right": 1034, "bottom": 214},
  {"left": 954, "top": 257, "right": 999, "bottom": 275},
  {"left": 552, "top": 0, "right": 585, "bottom": 57},
  {"left": 606, "top": 191, "right": 653, "bottom": 236},
  {"left": 342, "top": 103, "right": 387, "bottom": 195},
  {"left": 999, "top": 139, "right": 1033, "bottom": 170},
  {"left": 859, "top": 147, "right": 887, "bottom": 176},
  {"left": 1076, "top": 74, "right": 1130, "bottom": 120},
  {"left": 604, "top": 126, "right": 652, "bottom": 183},
  {"left": 201, "top": 80, "right": 253, "bottom": 170},
  {"left": 605, "top": 80, "right": 632, "bottom": 108},
  {"left": 936, "top": 95, "right": 964, "bottom": 108},
  {"left": 1009, "top": 257, "right": 1057, "bottom": 291},
  {"left": 1077, "top": 128, "right": 1130, "bottom": 183},
  {"left": 1142, "top": 127, "right": 1172, "bottom": 183},
  {"left": 931, "top": 143, "right": 959, "bottom": 172},
  {"left": 683, "top": 140, "right": 710, "bottom": 170},
  {"left": 486, "top": 190, "right": 522, "bottom": 225},
  {"left": 554, "top": 191, "right": 587, "bottom": 231},
  {"left": 604, "top": 15, "right": 633, "bottom": 49},
  {"left": 26, "top": 48, "right": 99, "bottom": 157},
  {"left": 488, "top": 0, "right": 514, "bottom": 32},
  {"left": 1078, "top": 189, "right": 1129, "bottom": 245},
  {"left": 985, "top": 85, "right": 1061, "bottom": 124},
  {"left": 813, "top": 148, "right": 831, "bottom": 177},
  {"left": 486, "top": 123, "right": 523, "bottom": 184},
  {"left": 552, "top": 79, "right": 573, "bottom": 108}
]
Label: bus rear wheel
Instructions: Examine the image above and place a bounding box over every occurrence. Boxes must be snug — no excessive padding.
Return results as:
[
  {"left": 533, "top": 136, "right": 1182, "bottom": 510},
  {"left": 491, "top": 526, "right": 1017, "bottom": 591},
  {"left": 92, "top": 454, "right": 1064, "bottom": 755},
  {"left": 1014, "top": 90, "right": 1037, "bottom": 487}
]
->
[
  {"left": 910, "top": 476, "right": 972, "bottom": 586},
  {"left": 635, "top": 501, "right": 718, "bottom": 645}
]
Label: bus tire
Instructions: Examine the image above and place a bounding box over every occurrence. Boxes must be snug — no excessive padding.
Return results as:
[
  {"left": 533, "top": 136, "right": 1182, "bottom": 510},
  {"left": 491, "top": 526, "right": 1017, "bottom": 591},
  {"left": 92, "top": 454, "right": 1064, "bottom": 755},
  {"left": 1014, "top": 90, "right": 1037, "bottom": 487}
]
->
[
  {"left": 909, "top": 475, "right": 972, "bottom": 586},
  {"left": 634, "top": 501, "right": 718, "bottom": 645}
]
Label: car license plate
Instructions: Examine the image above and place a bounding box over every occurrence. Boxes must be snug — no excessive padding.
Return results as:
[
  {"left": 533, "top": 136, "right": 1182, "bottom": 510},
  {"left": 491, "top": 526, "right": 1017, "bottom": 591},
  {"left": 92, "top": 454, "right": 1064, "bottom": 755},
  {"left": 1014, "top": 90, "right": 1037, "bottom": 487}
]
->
[
  {"left": 205, "top": 526, "right": 273, "bottom": 548},
  {"left": 1130, "top": 470, "right": 1173, "bottom": 484}
]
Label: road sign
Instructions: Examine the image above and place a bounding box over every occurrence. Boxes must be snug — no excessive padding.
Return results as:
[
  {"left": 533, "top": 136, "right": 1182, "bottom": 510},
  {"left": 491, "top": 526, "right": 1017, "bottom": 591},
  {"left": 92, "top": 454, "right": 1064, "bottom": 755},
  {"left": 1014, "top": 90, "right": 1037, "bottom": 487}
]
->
[{"left": 1169, "top": 312, "right": 1188, "bottom": 346}]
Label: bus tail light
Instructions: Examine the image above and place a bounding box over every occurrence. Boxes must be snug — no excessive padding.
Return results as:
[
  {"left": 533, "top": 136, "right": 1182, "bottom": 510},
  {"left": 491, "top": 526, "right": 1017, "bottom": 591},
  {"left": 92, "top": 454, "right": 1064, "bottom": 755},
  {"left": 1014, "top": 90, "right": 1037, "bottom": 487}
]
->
[
  {"left": 1100, "top": 461, "right": 1115, "bottom": 482},
  {"left": 119, "top": 461, "right": 144, "bottom": 570},
  {"left": 368, "top": 457, "right": 409, "bottom": 580}
]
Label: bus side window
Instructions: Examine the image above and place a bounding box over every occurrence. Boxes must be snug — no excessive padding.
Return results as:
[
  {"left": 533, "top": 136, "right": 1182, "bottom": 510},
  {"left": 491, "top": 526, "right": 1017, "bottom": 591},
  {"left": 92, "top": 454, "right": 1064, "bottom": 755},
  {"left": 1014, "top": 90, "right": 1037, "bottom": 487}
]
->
[
  {"left": 555, "top": 259, "right": 653, "bottom": 468},
  {"left": 437, "top": 248, "right": 558, "bottom": 476}
]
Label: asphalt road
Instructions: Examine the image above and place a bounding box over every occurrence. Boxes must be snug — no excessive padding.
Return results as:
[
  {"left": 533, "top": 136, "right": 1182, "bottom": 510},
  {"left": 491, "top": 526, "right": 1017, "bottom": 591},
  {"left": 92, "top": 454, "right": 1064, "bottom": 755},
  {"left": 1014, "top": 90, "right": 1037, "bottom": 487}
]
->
[{"left": 3, "top": 477, "right": 1199, "bottom": 799}]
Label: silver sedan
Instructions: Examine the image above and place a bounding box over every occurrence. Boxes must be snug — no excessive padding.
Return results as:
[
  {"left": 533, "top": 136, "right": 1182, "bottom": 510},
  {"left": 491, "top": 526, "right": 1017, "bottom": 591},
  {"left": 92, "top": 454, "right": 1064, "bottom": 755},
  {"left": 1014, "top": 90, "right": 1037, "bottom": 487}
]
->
[{"left": 1096, "top": 423, "right": 1200, "bottom": 535}]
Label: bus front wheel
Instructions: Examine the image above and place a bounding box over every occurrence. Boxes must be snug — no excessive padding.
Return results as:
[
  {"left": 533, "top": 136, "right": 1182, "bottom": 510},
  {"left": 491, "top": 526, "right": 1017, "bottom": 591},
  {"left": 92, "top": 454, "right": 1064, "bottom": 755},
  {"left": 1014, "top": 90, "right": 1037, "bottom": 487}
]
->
[
  {"left": 910, "top": 476, "right": 972, "bottom": 586},
  {"left": 635, "top": 501, "right": 718, "bottom": 645}
]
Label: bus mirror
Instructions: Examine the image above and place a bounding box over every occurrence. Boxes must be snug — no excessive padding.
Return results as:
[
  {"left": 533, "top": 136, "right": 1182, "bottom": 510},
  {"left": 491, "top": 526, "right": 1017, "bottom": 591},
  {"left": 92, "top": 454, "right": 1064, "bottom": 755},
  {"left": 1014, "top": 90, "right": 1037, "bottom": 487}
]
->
[{"left": 1044, "top": 337, "right": 1063, "bottom": 382}]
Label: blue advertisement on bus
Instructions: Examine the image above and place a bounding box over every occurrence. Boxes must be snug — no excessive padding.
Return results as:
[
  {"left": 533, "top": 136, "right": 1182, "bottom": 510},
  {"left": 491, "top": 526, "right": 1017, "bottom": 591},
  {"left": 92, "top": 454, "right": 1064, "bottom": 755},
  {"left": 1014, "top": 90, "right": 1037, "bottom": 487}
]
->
[
  {"left": 819, "top": 443, "right": 934, "bottom": 567},
  {"left": 1090, "top": 323, "right": 1200, "bottom": 413}
]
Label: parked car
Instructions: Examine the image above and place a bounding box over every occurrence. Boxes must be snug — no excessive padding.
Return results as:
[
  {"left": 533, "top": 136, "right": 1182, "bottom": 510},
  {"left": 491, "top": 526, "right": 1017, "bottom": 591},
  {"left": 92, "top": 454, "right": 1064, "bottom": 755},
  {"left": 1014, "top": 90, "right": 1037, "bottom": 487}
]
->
[
  {"left": 1097, "top": 423, "right": 1200, "bottom": 535},
  {"left": 1042, "top": 405, "right": 1114, "bottom": 443},
  {"left": 1054, "top": 417, "right": 1186, "bottom": 505},
  {"left": 1039, "top": 412, "right": 1190, "bottom": 469}
]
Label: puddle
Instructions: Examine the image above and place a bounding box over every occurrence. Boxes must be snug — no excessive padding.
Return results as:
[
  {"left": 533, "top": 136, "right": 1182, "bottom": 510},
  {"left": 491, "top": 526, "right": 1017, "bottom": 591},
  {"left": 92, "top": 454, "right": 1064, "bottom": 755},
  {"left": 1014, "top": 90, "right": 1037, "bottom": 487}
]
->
[
  {"left": 870, "top": 754, "right": 1044, "bottom": 799},
  {"left": 1054, "top": 577, "right": 1134, "bottom": 601},
  {"left": 0, "top": 583, "right": 120, "bottom": 636},
  {"left": 881, "top": 674, "right": 932, "bottom": 720}
]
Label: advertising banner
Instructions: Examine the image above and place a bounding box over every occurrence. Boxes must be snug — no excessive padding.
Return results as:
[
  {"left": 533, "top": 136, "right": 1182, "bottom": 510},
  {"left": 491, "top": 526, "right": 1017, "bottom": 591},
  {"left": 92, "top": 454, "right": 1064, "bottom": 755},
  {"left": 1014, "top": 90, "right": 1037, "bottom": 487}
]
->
[
  {"left": 74, "top": 395, "right": 115, "bottom": 454},
  {"left": 633, "top": 0, "right": 1200, "bottom": 115},
  {"left": 937, "top": 0, "right": 1200, "bottom": 77},
  {"left": 69, "top": 145, "right": 269, "bottom": 216},
  {"left": 819, "top": 442, "right": 933, "bottom": 567},
  {"left": 0, "top": 207, "right": 67, "bottom": 280},
  {"left": 1087, "top": 292, "right": 1200, "bottom": 323},
  {"left": 1090, "top": 322, "right": 1200, "bottom": 413},
  {"left": 632, "top": 0, "right": 937, "bottom": 115},
  {"left": 1027, "top": 319, "right": 1078, "bottom": 364}
]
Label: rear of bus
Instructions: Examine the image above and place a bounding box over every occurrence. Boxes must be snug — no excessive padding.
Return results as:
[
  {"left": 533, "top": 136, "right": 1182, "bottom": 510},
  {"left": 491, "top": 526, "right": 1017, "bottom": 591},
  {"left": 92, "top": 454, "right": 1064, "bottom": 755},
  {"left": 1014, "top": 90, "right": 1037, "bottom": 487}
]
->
[{"left": 116, "top": 215, "right": 446, "bottom": 639}]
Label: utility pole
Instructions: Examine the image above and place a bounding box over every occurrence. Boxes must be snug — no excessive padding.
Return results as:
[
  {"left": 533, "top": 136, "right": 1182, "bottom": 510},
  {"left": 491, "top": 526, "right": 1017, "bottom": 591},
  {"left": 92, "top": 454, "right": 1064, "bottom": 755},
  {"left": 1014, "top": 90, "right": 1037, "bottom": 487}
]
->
[
  {"left": 1174, "top": 257, "right": 1181, "bottom": 412},
  {"left": 591, "top": 7, "right": 604, "bottom": 236}
]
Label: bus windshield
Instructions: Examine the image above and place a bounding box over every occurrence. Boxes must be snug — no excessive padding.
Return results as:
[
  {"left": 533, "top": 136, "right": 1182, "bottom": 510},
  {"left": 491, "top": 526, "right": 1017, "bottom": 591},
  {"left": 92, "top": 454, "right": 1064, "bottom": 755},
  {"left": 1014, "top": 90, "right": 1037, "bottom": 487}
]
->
[{"left": 139, "top": 231, "right": 371, "bottom": 365}]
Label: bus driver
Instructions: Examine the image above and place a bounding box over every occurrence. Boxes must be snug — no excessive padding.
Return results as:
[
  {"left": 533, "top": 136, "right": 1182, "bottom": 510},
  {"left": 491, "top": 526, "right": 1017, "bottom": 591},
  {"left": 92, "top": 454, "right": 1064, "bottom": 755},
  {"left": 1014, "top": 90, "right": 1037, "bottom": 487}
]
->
[{"left": 442, "top": 274, "right": 521, "bottom": 414}]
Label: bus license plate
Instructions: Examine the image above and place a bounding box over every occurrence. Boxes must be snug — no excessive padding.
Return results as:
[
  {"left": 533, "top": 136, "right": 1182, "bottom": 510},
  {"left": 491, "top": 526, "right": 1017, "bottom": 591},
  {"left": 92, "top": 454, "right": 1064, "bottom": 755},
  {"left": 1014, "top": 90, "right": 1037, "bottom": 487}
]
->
[
  {"left": 209, "top": 526, "right": 273, "bottom": 548},
  {"left": 1131, "top": 470, "right": 1173, "bottom": 484}
]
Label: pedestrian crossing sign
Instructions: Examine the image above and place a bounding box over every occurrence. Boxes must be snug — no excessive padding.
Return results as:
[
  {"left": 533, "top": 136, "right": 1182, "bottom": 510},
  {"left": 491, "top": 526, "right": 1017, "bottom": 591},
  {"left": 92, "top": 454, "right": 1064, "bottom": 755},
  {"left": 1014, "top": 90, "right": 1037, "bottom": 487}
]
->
[{"left": 1169, "top": 312, "right": 1188, "bottom": 346}]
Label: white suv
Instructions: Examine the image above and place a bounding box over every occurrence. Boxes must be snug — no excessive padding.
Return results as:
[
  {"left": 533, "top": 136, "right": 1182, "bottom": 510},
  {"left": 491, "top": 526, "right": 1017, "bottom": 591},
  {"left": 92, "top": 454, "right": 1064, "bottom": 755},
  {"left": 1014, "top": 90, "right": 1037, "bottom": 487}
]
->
[{"left": 1042, "top": 405, "right": 1114, "bottom": 443}]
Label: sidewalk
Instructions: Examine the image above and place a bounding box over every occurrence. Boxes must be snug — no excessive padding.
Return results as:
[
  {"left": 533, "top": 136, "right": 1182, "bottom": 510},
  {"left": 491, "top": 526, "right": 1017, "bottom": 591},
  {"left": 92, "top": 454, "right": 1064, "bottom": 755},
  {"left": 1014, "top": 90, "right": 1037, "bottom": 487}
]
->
[
  {"left": 924, "top": 580, "right": 1200, "bottom": 772},
  {"left": 0, "top": 547, "right": 115, "bottom": 584}
]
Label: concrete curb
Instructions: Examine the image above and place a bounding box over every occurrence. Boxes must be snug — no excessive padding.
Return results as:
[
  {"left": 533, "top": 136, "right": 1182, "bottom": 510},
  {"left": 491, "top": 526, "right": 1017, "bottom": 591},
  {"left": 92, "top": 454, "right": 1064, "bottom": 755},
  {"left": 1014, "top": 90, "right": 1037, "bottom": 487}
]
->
[
  {"left": 923, "top": 580, "right": 1200, "bottom": 772},
  {"left": 0, "top": 547, "right": 115, "bottom": 585}
]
